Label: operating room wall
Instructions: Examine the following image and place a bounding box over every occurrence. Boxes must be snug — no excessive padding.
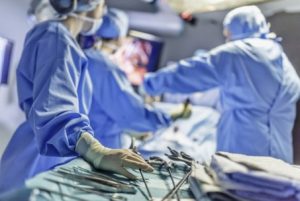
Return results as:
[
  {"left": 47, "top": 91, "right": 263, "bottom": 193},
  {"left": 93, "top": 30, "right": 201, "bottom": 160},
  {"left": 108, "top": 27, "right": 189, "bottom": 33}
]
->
[
  {"left": 267, "top": 12, "right": 300, "bottom": 75},
  {"left": 159, "top": 11, "right": 225, "bottom": 65},
  {"left": 0, "top": 1, "right": 29, "bottom": 157}
]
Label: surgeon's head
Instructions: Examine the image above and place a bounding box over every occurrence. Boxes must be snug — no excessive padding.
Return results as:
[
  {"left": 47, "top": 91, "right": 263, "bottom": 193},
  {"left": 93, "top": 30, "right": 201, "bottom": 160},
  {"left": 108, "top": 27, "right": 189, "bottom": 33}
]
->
[
  {"left": 28, "top": 0, "right": 56, "bottom": 24},
  {"left": 80, "top": 2, "right": 106, "bottom": 36},
  {"left": 78, "top": 8, "right": 129, "bottom": 53},
  {"left": 99, "top": 9, "right": 129, "bottom": 54},
  {"left": 223, "top": 5, "right": 270, "bottom": 42},
  {"left": 49, "top": 0, "right": 106, "bottom": 37},
  {"left": 98, "top": 9, "right": 129, "bottom": 41}
]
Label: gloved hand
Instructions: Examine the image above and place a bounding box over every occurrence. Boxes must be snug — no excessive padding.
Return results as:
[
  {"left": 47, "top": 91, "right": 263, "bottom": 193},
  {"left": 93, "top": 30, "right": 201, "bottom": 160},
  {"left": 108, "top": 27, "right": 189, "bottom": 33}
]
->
[
  {"left": 170, "top": 100, "right": 192, "bottom": 121},
  {"left": 75, "top": 132, "right": 153, "bottom": 179}
]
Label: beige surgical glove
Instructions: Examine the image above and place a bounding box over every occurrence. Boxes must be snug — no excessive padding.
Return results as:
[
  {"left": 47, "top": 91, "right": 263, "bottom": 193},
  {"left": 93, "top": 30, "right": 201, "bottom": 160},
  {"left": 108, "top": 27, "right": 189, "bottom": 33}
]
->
[
  {"left": 170, "top": 100, "right": 192, "bottom": 121},
  {"left": 75, "top": 132, "right": 154, "bottom": 179}
]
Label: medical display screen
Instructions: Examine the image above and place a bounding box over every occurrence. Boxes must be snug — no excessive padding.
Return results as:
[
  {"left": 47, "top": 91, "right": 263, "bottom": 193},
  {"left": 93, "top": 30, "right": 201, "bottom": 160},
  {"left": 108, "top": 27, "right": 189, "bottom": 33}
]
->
[
  {"left": 0, "top": 36, "right": 13, "bottom": 84},
  {"left": 117, "top": 31, "right": 163, "bottom": 85}
]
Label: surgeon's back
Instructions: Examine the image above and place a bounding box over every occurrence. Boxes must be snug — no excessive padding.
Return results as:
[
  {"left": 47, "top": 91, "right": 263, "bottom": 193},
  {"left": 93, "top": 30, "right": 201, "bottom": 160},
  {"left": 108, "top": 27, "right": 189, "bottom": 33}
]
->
[
  {"left": 143, "top": 5, "right": 300, "bottom": 163},
  {"left": 214, "top": 37, "right": 300, "bottom": 163}
]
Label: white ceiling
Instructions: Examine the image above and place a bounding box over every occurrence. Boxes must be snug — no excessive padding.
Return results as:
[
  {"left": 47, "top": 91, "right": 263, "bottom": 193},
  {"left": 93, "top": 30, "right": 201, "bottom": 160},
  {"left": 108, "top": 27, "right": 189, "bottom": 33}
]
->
[{"left": 165, "top": 0, "right": 276, "bottom": 13}]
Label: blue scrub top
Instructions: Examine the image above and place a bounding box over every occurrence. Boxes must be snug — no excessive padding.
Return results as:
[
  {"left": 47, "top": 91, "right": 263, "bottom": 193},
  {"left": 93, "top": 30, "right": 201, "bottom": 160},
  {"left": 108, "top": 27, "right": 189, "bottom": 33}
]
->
[
  {"left": 86, "top": 49, "right": 171, "bottom": 149},
  {"left": 144, "top": 38, "right": 300, "bottom": 163},
  {"left": 0, "top": 21, "right": 94, "bottom": 193}
]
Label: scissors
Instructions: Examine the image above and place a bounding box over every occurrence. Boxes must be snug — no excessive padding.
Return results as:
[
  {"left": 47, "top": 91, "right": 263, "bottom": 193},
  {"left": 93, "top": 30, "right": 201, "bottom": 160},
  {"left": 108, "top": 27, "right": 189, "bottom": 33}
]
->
[
  {"left": 161, "top": 148, "right": 194, "bottom": 201},
  {"left": 129, "top": 137, "right": 153, "bottom": 201},
  {"left": 149, "top": 156, "right": 180, "bottom": 201},
  {"left": 165, "top": 147, "right": 194, "bottom": 166}
]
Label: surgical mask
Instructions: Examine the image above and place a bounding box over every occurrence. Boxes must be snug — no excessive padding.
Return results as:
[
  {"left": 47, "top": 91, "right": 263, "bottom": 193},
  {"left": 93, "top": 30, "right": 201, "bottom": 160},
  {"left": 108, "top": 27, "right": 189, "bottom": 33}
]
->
[{"left": 70, "top": 13, "right": 103, "bottom": 36}]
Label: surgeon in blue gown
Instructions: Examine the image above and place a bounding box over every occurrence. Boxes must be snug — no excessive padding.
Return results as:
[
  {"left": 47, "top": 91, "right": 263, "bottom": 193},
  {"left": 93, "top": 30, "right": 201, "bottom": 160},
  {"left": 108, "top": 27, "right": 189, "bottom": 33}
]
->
[
  {"left": 143, "top": 6, "right": 300, "bottom": 163},
  {"left": 0, "top": 0, "right": 153, "bottom": 193},
  {"left": 78, "top": 11, "right": 172, "bottom": 149}
]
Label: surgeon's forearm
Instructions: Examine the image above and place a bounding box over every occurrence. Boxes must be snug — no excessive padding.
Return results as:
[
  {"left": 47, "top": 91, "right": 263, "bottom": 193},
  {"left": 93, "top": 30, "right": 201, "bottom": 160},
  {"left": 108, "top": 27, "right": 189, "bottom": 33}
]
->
[
  {"left": 143, "top": 58, "right": 220, "bottom": 96},
  {"left": 293, "top": 100, "right": 300, "bottom": 165}
]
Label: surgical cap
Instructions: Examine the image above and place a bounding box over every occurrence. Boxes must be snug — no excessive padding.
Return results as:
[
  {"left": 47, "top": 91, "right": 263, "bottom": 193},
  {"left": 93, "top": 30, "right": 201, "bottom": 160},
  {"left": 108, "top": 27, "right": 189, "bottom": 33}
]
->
[
  {"left": 223, "top": 6, "right": 270, "bottom": 41},
  {"left": 78, "top": 9, "right": 128, "bottom": 49},
  {"left": 28, "top": 0, "right": 58, "bottom": 22},
  {"left": 96, "top": 9, "right": 129, "bottom": 39},
  {"left": 75, "top": 0, "right": 103, "bottom": 12},
  {"left": 28, "top": 0, "right": 43, "bottom": 16},
  {"left": 50, "top": 0, "right": 103, "bottom": 15}
]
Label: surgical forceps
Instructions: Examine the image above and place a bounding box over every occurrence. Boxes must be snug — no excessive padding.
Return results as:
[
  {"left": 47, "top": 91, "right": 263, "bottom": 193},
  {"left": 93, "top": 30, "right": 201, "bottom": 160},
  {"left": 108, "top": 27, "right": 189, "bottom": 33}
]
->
[
  {"left": 129, "top": 137, "right": 153, "bottom": 201},
  {"left": 165, "top": 147, "right": 194, "bottom": 166},
  {"left": 44, "top": 177, "right": 127, "bottom": 201},
  {"left": 149, "top": 156, "right": 180, "bottom": 201}
]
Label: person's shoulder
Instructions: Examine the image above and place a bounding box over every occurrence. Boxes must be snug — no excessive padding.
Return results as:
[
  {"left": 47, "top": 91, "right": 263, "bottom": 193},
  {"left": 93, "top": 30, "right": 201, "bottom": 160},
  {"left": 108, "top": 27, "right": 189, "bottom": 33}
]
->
[
  {"left": 244, "top": 38, "right": 282, "bottom": 49},
  {"left": 27, "top": 21, "right": 59, "bottom": 38},
  {"left": 25, "top": 21, "right": 87, "bottom": 66},
  {"left": 210, "top": 41, "right": 241, "bottom": 55},
  {"left": 203, "top": 41, "right": 244, "bottom": 66},
  {"left": 86, "top": 49, "right": 120, "bottom": 69},
  {"left": 86, "top": 49, "right": 105, "bottom": 60},
  {"left": 86, "top": 49, "right": 107, "bottom": 68},
  {"left": 86, "top": 49, "right": 115, "bottom": 72},
  {"left": 26, "top": 21, "right": 76, "bottom": 47},
  {"left": 86, "top": 50, "right": 127, "bottom": 82}
]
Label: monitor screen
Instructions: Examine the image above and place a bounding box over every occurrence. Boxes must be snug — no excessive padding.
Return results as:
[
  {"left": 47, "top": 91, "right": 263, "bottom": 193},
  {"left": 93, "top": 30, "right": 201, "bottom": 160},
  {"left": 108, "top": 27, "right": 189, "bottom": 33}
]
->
[
  {"left": 0, "top": 36, "right": 13, "bottom": 85},
  {"left": 117, "top": 31, "right": 163, "bottom": 85}
]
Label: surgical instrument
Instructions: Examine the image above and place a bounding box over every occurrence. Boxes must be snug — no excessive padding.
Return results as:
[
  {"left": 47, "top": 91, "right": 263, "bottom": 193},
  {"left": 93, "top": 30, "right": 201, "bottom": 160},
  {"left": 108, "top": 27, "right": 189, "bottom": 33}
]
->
[
  {"left": 139, "top": 168, "right": 153, "bottom": 201},
  {"left": 180, "top": 151, "right": 194, "bottom": 162},
  {"left": 129, "top": 137, "right": 153, "bottom": 200},
  {"left": 31, "top": 187, "right": 89, "bottom": 201},
  {"left": 50, "top": 171, "right": 118, "bottom": 193},
  {"left": 165, "top": 147, "right": 194, "bottom": 166},
  {"left": 44, "top": 177, "right": 127, "bottom": 201},
  {"left": 161, "top": 168, "right": 192, "bottom": 201},
  {"left": 150, "top": 156, "right": 180, "bottom": 201},
  {"left": 73, "top": 166, "right": 136, "bottom": 186},
  {"left": 54, "top": 169, "right": 137, "bottom": 193},
  {"left": 60, "top": 167, "right": 134, "bottom": 190}
]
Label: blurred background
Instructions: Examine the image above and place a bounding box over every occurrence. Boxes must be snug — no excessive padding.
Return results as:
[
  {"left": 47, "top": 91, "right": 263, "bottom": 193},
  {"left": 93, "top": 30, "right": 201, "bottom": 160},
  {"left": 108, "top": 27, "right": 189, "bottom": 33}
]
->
[{"left": 0, "top": 0, "right": 300, "bottom": 157}]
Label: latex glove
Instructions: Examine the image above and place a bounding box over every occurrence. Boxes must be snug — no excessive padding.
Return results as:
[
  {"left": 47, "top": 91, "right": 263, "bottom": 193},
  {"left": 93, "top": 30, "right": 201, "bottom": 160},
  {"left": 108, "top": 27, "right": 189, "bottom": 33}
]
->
[
  {"left": 170, "top": 100, "right": 192, "bottom": 121},
  {"left": 125, "top": 131, "right": 153, "bottom": 141},
  {"left": 75, "top": 132, "right": 153, "bottom": 179}
]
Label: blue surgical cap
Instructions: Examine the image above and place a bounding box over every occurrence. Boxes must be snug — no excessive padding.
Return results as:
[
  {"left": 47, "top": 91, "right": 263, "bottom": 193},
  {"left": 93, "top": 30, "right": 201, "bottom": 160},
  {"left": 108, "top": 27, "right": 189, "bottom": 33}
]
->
[
  {"left": 223, "top": 6, "right": 270, "bottom": 41},
  {"left": 79, "top": 9, "right": 129, "bottom": 49},
  {"left": 50, "top": 0, "right": 103, "bottom": 14},
  {"left": 96, "top": 9, "right": 129, "bottom": 40},
  {"left": 28, "top": 0, "right": 58, "bottom": 23},
  {"left": 75, "top": 0, "right": 102, "bottom": 12}
]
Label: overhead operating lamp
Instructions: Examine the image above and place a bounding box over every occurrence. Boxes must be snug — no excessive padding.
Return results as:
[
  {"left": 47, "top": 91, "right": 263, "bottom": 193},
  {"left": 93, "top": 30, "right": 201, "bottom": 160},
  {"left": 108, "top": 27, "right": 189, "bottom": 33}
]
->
[{"left": 166, "top": 0, "right": 276, "bottom": 13}]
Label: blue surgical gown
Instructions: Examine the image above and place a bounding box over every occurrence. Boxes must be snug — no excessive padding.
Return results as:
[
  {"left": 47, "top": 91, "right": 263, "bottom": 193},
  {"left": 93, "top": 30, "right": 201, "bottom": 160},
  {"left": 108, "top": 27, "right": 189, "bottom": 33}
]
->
[
  {"left": 0, "top": 21, "right": 94, "bottom": 193},
  {"left": 86, "top": 49, "right": 171, "bottom": 148},
  {"left": 144, "top": 38, "right": 300, "bottom": 163}
]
